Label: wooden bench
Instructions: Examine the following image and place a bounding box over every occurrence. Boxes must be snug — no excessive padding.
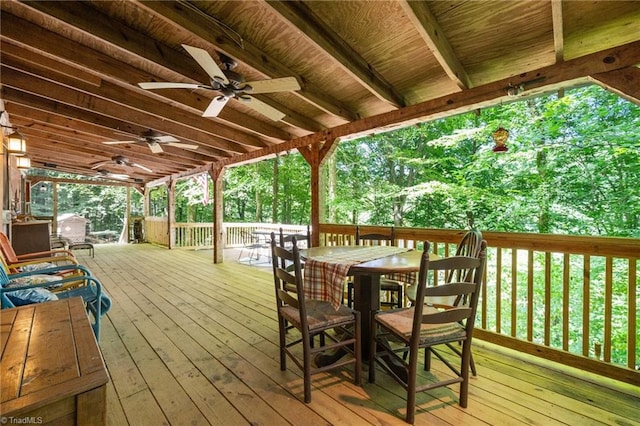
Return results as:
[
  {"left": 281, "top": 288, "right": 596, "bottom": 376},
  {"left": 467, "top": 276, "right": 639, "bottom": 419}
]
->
[{"left": 1, "top": 298, "right": 109, "bottom": 424}]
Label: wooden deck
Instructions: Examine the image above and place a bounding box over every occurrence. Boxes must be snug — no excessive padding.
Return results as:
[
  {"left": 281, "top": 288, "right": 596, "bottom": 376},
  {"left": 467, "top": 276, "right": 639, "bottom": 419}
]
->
[{"left": 76, "top": 244, "right": 639, "bottom": 425}]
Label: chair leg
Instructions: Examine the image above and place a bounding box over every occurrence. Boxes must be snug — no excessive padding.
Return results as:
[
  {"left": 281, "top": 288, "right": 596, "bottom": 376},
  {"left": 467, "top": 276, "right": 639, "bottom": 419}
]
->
[
  {"left": 303, "top": 348, "right": 312, "bottom": 403},
  {"left": 406, "top": 345, "right": 420, "bottom": 424},
  {"left": 368, "top": 317, "right": 377, "bottom": 383},
  {"left": 470, "top": 351, "right": 477, "bottom": 376},
  {"left": 459, "top": 341, "right": 472, "bottom": 408},
  {"left": 278, "top": 319, "right": 287, "bottom": 371}
]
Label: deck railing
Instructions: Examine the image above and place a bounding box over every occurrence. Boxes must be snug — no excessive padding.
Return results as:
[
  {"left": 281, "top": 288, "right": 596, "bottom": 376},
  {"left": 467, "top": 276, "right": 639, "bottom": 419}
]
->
[
  {"left": 320, "top": 223, "right": 639, "bottom": 386},
  {"left": 141, "top": 218, "right": 639, "bottom": 385},
  {"left": 144, "top": 219, "right": 308, "bottom": 249}
]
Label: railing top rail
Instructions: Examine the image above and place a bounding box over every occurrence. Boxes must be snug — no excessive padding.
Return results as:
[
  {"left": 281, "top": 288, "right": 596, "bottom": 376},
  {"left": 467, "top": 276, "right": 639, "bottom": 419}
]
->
[{"left": 319, "top": 224, "right": 639, "bottom": 258}]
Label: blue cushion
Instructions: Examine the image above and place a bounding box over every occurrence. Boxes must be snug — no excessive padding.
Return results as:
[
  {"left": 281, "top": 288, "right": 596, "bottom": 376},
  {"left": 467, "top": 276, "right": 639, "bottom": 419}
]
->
[{"left": 6, "top": 288, "right": 59, "bottom": 306}]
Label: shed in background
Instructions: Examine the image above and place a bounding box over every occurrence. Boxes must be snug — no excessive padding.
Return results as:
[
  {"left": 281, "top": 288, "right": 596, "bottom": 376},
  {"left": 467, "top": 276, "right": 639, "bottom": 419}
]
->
[{"left": 57, "top": 213, "right": 88, "bottom": 243}]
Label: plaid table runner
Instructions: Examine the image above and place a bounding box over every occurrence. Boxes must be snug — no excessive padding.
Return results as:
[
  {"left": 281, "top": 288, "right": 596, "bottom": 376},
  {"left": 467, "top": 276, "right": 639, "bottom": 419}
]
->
[{"left": 303, "top": 246, "right": 413, "bottom": 309}]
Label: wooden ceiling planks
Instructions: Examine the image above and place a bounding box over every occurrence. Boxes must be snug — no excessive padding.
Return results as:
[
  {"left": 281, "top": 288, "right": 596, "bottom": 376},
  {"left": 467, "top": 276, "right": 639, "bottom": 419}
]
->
[{"left": 0, "top": 0, "right": 638, "bottom": 186}]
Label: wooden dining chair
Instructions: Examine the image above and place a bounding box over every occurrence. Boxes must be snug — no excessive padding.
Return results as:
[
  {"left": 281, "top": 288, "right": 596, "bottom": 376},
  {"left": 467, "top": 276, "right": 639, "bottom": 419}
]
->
[
  {"left": 406, "top": 229, "right": 484, "bottom": 375},
  {"left": 369, "top": 241, "right": 487, "bottom": 423},
  {"left": 270, "top": 236, "right": 361, "bottom": 403},
  {"left": 347, "top": 225, "right": 404, "bottom": 308},
  {"left": 279, "top": 225, "right": 311, "bottom": 249}
]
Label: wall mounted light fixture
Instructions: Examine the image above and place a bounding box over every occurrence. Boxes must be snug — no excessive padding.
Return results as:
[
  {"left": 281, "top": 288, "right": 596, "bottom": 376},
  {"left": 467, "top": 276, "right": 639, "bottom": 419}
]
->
[
  {"left": 16, "top": 156, "right": 31, "bottom": 170},
  {"left": 6, "top": 130, "right": 27, "bottom": 155}
]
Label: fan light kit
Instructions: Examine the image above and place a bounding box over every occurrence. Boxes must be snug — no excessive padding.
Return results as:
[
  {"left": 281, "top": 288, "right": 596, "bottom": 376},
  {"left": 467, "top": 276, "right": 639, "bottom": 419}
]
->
[{"left": 138, "top": 44, "right": 300, "bottom": 121}]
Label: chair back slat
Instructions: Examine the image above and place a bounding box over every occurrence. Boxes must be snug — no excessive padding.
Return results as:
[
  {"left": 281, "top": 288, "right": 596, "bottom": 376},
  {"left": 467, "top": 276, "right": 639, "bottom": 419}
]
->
[
  {"left": 355, "top": 225, "right": 395, "bottom": 246},
  {"left": 421, "top": 306, "right": 473, "bottom": 324},
  {"left": 412, "top": 240, "right": 487, "bottom": 336},
  {"left": 270, "top": 235, "right": 307, "bottom": 320}
]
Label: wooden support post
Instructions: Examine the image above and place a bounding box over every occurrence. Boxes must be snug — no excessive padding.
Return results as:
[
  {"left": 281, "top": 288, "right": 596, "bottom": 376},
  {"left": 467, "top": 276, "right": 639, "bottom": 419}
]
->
[
  {"left": 168, "top": 179, "right": 176, "bottom": 249},
  {"left": 211, "top": 167, "right": 225, "bottom": 264}
]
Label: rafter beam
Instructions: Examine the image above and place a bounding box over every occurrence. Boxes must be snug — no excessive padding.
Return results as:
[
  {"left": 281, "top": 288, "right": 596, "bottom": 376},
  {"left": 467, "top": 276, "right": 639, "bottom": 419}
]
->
[
  {"left": 266, "top": 0, "right": 406, "bottom": 108},
  {"left": 590, "top": 66, "right": 640, "bottom": 106},
  {"left": 6, "top": 1, "right": 297, "bottom": 140},
  {"left": 140, "top": 0, "right": 359, "bottom": 122},
  {"left": 399, "top": 0, "right": 471, "bottom": 90},
  {"left": 1, "top": 50, "right": 257, "bottom": 155},
  {"left": 215, "top": 40, "right": 640, "bottom": 168},
  {"left": 552, "top": 0, "right": 564, "bottom": 63}
]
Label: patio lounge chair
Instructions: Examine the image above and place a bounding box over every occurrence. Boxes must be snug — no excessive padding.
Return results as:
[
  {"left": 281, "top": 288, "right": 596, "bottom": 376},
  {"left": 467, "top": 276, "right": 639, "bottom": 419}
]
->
[{"left": 0, "top": 263, "right": 111, "bottom": 340}]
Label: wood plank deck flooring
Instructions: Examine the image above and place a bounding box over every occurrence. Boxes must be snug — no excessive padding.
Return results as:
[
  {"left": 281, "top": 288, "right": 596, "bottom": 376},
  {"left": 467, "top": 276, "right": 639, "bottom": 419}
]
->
[{"left": 76, "top": 243, "right": 639, "bottom": 425}]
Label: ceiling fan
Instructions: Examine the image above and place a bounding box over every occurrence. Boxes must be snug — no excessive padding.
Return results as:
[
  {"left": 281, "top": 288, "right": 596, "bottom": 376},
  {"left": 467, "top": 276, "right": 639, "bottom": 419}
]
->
[
  {"left": 91, "top": 155, "right": 153, "bottom": 173},
  {"left": 95, "top": 169, "right": 130, "bottom": 180},
  {"left": 103, "top": 130, "right": 198, "bottom": 154},
  {"left": 138, "top": 44, "right": 300, "bottom": 121}
]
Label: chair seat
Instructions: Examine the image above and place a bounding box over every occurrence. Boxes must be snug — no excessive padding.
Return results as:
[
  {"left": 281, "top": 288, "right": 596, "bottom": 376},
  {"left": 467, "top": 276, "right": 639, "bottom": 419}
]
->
[
  {"left": 280, "top": 300, "right": 356, "bottom": 331},
  {"left": 375, "top": 305, "right": 466, "bottom": 342}
]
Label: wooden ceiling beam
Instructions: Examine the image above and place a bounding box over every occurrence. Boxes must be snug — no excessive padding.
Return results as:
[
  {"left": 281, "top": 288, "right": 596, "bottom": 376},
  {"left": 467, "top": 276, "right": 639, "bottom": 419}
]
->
[
  {"left": 140, "top": 0, "right": 359, "bottom": 122},
  {"left": 551, "top": 0, "right": 564, "bottom": 62},
  {"left": 2, "top": 88, "right": 215, "bottom": 175},
  {"left": 28, "top": 176, "right": 137, "bottom": 188},
  {"left": 0, "top": 38, "right": 275, "bottom": 151},
  {"left": 2, "top": 52, "right": 255, "bottom": 156},
  {"left": 0, "top": 67, "right": 242, "bottom": 160},
  {"left": 20, "top": 132, "right": 184, "bottom": 174},
  {"left": 10, "top": 117, "right": 203, "bottom": 171},
  {"left": 11, "top": 105, "right": 225, "bottom": 170},
  {"left": 2, "top": 2, "right": 291, "bottom": 142},
  {"left": 590, "top": 66, "right": 640, "bottom": 106},
  {"left": 399, "top": 0, "right": 471, "bottom": 90},
  {"left": 216, "top": 40, "right": 640, "bottom": 168},
  {"left": 266, "top": 0, "right": 406, "bottom": 107}
]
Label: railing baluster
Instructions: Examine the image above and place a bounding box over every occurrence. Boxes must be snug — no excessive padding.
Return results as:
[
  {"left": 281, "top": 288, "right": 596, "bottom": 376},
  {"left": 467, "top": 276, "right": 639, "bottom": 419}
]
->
[
  {"left": 604, "top": 257, "right": 613, "bottom": 363},
  {"left": 527, "top": 250, "right": 534, "bottom": 342},
  {"left": 544, "top": 252, "right": 551, "bottom": 346},
  {"left": 496, "top": 247, "right": 502, "bottom": 334},
  {"left": 511, "top": 248, "right": 517, "bottom": 337},
  {"left": 562, "top": 253, "right": 570, "bottom": 351},
  {"left": 583, "top": 255, "right": 591, "bottom": 357},
  {"left": 628, "top": 259, "right": 637, "bottom": 370}
]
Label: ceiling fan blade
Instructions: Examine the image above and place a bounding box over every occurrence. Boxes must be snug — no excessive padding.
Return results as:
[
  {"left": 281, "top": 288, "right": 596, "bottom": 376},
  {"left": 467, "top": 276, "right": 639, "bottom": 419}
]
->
[
  {"left": 103, "top": 140, "right": 137, "bottom": 145},
  {"left": 167, "top": 142, "right": 199, "bottom": 150},
  {"left": 245, "top": 77, "right": 300, "bottom": 94},
  {"left": 202, "top": 96, "right": 230, "bottom": 117},
  {"left": 138, "top": 82, "right": 204, "bottom": 90},
  {"left": 182, "top": 44, "right": 229, "bottom": 85},
  {"left": 153, "top": 135, "right": 180, "bottom": 143},
  {"left": 90, "top": 161, "right": 110, "bottom": 170},
  {"left": 131, "top": 162, "right": 153, "bottom": 173},
  {"left": 148, "top": 142, "right": 164, "bottom": 154},
  {"left": 244, "top": 96, "right": 286, "bottom": 121},
  {"left": 111, "top": 172, "right": 130, "bottom": 179},
  {"left": 97, "top": 171, "right": 130, "bottom": 180}
]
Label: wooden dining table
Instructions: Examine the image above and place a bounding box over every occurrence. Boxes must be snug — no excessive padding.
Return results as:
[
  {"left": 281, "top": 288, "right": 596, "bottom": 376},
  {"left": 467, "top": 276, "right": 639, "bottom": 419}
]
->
[{"left": 299, "top": 245, "right": 435, "bottom": 360}]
